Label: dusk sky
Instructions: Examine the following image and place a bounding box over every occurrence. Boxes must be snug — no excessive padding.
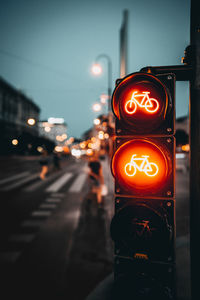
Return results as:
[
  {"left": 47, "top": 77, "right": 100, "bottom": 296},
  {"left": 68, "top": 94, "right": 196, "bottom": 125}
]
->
[{"left": 0, "top": 0, "right": 190, "bottom": 138}]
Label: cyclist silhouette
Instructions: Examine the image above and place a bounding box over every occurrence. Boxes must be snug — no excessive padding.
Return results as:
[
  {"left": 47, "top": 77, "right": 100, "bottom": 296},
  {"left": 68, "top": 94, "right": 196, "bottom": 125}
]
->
[
  {"left": 125, "top": 91, "right": 159, "bottom": 114},
  {"left": 132, "top": 218, "right": 156, "bottom": 238},
  {"left": 125, "top": 154, "right": 158, "bottom": 177}
]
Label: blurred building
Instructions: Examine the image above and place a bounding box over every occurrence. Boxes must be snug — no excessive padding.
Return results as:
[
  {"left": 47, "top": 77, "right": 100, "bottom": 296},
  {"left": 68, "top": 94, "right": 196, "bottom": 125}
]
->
[
  {"left": 38, "top": 117, "right": 68, "bottom": 146},
  {"left": 81, "top": 113, "right": 115, "bottom": 157},
  {"left": 176, "top": 116, "right": 189, "bottom": 134},
  {"left": 175, "top": 116, "right": 189, "bottom": 147},
  {"left": 0, "top": 76, "right": 55, "bottom": 155}
]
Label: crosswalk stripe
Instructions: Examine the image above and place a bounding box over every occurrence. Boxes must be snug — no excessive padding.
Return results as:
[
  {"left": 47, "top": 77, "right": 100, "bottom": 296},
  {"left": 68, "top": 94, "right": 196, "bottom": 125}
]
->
[
  {"left": 21, "top": 220, "right": 44, "bottom": 228},
  {"left": 50, "top": 193, "right": 65, "bottom": 197},
  {"left": 0, "top": 251, "right": 21, "bottom": 263},
  {"left": 45, "top": 172, "right": 73, "bottom": 193},
  {"left": 9, "top": 234, "right": 35, "bottom": 243},
  {"left": 68, "top": 173, "right": 87, "bottom": 193},
  {"left": 32, "top": 211, "right": 52, "bottom": 217},
  {"left": 40, "top": 203, "right": 57, "bottom": 209},
  {"left": 0, "top": 171, "right": 30, "bottom": 185},
  {"left": 1, "top": 173, "right": 39, "bottom": 191},
  {"left": 46, "top": 198, "right": 61, "bottom": 203},
  {"left": 23, "top": 170, "right": 63, "bottom": 192}
]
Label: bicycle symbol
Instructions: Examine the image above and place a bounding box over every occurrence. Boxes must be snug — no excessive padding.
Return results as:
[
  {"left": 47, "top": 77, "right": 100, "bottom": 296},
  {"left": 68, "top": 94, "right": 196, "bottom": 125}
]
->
[
  {"left": 132, "top": 219, "right": 155, "bottom": 238},
  {"left": 125, "top": 91, "right": 159, "bottom": 114},
  {"left": 124, "top": 154, "right": 159, "bottom": 177}
]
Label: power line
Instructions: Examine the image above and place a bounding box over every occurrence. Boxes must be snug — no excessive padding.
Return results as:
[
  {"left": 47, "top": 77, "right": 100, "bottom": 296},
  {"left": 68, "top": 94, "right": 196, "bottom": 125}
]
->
[
  {"left": 0, "top": 48, "right": 108, "bottom": 92},
  {"left": 24, "top": 87, "right": 106, "bottom": 92},
  {"left": 0, "top": 48, "right": 71, "bottom": 79}
]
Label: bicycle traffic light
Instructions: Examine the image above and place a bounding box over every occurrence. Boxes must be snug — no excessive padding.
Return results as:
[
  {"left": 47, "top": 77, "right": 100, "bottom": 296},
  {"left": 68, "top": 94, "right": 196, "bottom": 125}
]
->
[
  {"left": 112, "top": 72, "right": 174, "bottom": 135},
  {"left": 111, "top": 137, "right": 174, "bottom": 198},
  {"left": 110, "top": 72, "right": 176, "bottom": 299}
]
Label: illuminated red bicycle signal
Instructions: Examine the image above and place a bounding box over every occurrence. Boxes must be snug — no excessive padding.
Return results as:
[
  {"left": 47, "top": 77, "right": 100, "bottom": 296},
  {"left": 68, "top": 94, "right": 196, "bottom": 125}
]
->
[
  {"left": 111, "top": 138, "right": 174, "bottom": 197},
  {"left": 124, "top": 91, "right": 159, "bottom": 115},
  {"left": 111, "top": 72, "right": 175, "bottom": 135},
  {"left": 124, "top": 154, "right": 159, "bottom": 177}
]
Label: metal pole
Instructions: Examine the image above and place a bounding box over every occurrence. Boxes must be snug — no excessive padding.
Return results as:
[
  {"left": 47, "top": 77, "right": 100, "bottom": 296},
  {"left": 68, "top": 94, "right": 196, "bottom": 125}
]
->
[
  {"left": 189, "top": 0, "right": 200, "bottom": 298},
  {"left": 108, "top": 58, "right": 112, "bottom": 112},
  {"left": 96, "top": 54, "right": 112, "bottom": 112},
  {"left": 120, "top": 10, "right": 128, "bottom": 78}
]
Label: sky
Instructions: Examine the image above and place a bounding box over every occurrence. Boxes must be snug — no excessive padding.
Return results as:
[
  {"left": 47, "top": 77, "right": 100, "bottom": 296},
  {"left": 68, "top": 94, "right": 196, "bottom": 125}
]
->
[{"left": 0, "top": 0, "right": 190, "bottom": 138}]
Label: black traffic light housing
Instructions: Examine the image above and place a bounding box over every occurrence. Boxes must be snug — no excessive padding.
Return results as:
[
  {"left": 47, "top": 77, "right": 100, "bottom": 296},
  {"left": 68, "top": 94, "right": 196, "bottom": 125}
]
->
[{"left": 110, "top": 71, "right": 176, "bottom": 299}]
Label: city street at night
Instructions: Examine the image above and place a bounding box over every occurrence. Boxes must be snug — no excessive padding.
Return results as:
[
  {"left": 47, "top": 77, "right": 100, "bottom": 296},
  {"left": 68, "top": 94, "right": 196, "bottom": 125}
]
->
[
  {"left": 0, "top": 154, "right": 113, "bottom": 299},
  {"left": 0, "top": 0, "right": 198, "bottom": 299}
]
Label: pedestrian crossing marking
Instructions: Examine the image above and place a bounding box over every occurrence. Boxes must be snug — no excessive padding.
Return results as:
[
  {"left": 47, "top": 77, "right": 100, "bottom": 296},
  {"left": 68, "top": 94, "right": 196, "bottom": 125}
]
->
[
  {"left": 0, "top": 171, "right": 30, "bottom": 185},
  {"left": 32, "top": 211, "right": 52, "bottom": 217},
  {"left": 50, "top": 193, "right": 65, "bottom": 197},
  {"left": 1, "top": 173, "right": 39, "bottom": 191},
  {"left": 23, "top": 170, "right": 63, "bottom": 192},
  {"left": 0, "top": 164, "right": 90, "bottom": 194},
  {"left": 21, "top": 220, "right": 44, "bottom": 228},
  {"left": 0, "top": 251, "right": 21, "bottom": 263},
  {"left": 46, "top": 172, "right": 73, "bottom": 192},
  {"left": 8, "top": 234, "right": 35, "bottom": 243},
  {"left": 68, "top": 173, "right": 87, "bottom": 193},
  {"left": 40, "top": 203, "right": 57, "bottom": 209},
  {"left": 46, "top": 198, "right": 61, "bottom": 203}
]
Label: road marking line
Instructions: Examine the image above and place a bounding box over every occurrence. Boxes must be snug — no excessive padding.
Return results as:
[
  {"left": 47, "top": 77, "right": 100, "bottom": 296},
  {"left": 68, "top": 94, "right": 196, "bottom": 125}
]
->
[
  {"left": 23, "top": 170, "right": 63, "bottom": 192},
  {"left": 40, "top": 203, "right": 57, "bottom": 209},
  {"left": 0, "top": 251, "right": 21, "bottom": 263},
  {"left": 32, "top": 211, "right": 52, "bottom": 217},
  {"left": 46, "top": 198, "right": 61, "bottom": 203},
  {"left": 50, "top": 193, "right": 65, "bottom": 197},
  {"left": 9, "top": 234, "right": 35, "bottom": 243},
  {"left": 0, "top": 171, "right": 30, "bottom": 185},
  {"left": 68, "top": 173, "right": 87, "bottom": 193},
  {"left": 21, "top": 220, "right": 44, "bottom": 228},
  {"left": 1, "top": 173, "right": 39, "bottom": 191},
  {"left": 46, "top": 172, "right": 73, "bottom": 193}
]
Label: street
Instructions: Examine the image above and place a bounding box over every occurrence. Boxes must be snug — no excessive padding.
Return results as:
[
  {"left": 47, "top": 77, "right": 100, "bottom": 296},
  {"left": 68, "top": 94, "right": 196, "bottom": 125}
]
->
[
  {"left": 0, "top": 154, "right": 190, "bottom": 300},
  {"left": 0, "top": 155, "right": 114, "bottom": 300},
  {"left": 0, "top": 1, "right": 195, "bottom": 299}
]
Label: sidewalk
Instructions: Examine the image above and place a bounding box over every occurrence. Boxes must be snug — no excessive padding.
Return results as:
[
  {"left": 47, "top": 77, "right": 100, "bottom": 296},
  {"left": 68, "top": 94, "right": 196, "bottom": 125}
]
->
[{"left": 64, "top": 192, "right": 113, "bottom": 300}]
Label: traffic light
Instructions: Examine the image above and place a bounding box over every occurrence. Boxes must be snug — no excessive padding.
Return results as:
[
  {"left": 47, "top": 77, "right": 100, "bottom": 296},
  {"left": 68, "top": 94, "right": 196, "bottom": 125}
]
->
[
  {"left": 110, "top": 72, "right": 176, "bottom": 299},
  {"left": 112, "top": 72, "right": 174, "bottom": 136}
]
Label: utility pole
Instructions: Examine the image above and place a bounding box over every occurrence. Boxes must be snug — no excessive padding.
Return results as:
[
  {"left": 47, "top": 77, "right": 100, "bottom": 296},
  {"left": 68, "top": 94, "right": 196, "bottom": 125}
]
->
[
  {"left": 120, "top": 10, "right": 128, "bottom": 78},
  {"left": 189, "top": 0, "right": 200, "bottom": 298}
]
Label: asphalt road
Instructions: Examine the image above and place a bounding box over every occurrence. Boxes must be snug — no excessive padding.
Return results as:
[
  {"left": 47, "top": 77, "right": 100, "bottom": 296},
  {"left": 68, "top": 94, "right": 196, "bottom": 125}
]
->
[
  {"left": 0, "top": 155, "right": 114, "bottom": 300},
  {"left": 0, "top": 154, "right": 190, "bottom": 300}
]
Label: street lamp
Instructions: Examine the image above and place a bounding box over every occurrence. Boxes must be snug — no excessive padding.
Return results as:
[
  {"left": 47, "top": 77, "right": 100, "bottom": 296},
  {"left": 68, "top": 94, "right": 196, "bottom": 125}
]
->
[
  {"left": 91, "top": 63, "right": 102, "bottom": 75},
  {"left": 27, "top": 118, "right": 36, "bottom": 126},
  {"left": 12, "top": 139, "right": 19, "bottom": 146},
  {"left": 100, "top": 93, "right": 108, "bottom": 104},
  {"left": 93, "top": 118, "right": 101, "bottom": 126},
  {"left": 91, "top": 54, "right": 112, "bottom": 112},
  {"left": 92, "top": 102, "right": 102, "bottom": 112}
]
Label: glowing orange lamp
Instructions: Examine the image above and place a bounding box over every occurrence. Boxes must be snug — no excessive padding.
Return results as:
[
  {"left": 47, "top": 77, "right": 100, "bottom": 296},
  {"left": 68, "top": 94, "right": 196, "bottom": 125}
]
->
[
  {"left": 112, "top": 139, "right": 173, "bottom": 197},
  {"left": 112, "top": 72, "right": 174, "bottom": 135}
]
